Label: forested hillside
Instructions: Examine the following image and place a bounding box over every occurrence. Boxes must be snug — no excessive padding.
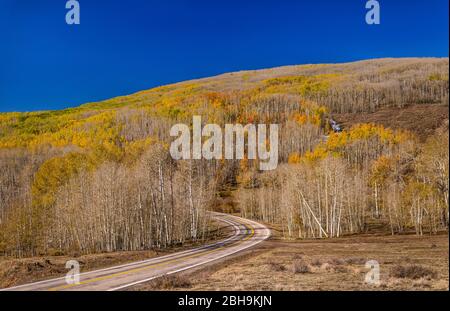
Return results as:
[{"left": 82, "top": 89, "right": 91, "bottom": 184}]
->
[{"left": 0, "top": 58, "right": 448, "bottom": 257}]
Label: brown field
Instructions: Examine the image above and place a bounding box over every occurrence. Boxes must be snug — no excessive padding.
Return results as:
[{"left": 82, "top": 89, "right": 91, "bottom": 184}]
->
[{"left": 132, "top": 233, "right": 449, "bottom": 291}]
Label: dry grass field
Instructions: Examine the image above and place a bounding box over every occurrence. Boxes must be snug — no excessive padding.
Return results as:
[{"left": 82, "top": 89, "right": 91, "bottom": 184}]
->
[{"left": 133, "top": 233, "right": 449, "bottom": 291}]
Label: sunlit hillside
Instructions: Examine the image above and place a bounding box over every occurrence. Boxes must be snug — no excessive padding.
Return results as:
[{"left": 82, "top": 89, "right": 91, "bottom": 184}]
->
[{"left": 0, "top": 58, "right": 448, "bottom": 258}]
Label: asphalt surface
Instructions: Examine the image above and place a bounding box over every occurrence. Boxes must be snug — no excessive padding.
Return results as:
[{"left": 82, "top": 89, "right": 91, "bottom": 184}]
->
[{"left": 1, "top": 213, "right": 270, "bottom": 291}]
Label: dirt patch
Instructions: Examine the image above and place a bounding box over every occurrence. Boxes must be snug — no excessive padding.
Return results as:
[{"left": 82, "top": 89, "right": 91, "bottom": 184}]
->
[{"left": 334, "top": 104, "right": 448, "bottom": 140}]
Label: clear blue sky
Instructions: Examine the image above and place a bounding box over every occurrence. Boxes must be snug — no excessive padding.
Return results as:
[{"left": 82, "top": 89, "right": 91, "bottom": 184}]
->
[{"left": 0, "top": 0, "right": 448, "bottom": 112}]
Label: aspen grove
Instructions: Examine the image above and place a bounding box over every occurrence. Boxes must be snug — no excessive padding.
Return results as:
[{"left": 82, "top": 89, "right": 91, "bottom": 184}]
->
[{"left": 0, "top": 58, "right": 448, "bottom": 257}]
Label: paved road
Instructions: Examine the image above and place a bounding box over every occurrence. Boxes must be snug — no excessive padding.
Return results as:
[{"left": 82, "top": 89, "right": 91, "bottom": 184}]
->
[{"left": 1, "top": 213, "right": 270, "bottom": 291}]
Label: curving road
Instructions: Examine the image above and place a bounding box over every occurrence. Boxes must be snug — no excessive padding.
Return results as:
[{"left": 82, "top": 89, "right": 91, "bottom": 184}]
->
[{"left": 1, "top": 213, "right": 270, "bottom": 291}]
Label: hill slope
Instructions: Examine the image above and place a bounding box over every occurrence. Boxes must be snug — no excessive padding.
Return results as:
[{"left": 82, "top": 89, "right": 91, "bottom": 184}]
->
[{"left": 0, "top": 58, "right": 448, "bottom": 258}]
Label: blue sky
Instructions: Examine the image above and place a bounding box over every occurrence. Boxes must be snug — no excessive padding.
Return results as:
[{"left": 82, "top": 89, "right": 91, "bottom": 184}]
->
[{"left": 0, "top": 0, "right": 448, "bottom": 112}]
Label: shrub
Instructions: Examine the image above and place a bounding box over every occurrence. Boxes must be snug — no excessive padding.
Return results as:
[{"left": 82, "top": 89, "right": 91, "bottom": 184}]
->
[
  {"left": 329, "top": 258, "right": 345, "bottom": 266},
  {"left": 344, "top": 257, "right": 367, "bottom": 265},
  {"left": 390, "top": 265, "right": 437, "bottom": 280},
  {"left": 333, "top": 265, "right": 349, "bottom": 273},
  {"left": 268, "top": 261, "right": 286, "bottom": 272},
  {"left": 292, "top": 260, "right": 311, "bottom": 274},
  {"left": 151, "top": 275, "right": 192, "bottom": 289}
]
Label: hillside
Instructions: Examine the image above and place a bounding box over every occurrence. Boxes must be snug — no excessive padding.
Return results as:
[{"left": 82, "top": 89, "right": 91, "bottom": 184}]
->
[
  {"left": 0, "top": 58, "right": 448, "bottom": 258},
  {"left": 1, "top": 58, "right": 448, "bottom": 148}
]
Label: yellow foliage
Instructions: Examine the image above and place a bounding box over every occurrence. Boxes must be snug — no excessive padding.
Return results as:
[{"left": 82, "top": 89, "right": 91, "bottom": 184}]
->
[
  {"left": 262, "top": 74, "right": 341, "bottom": 96},
  {"left": 370, "top": 155, "right": 393, "bottom": 185},
  {"left": 292, "top": 113, "right": 308, "bottom": 125},
  {"left": 428, "top": 73, "right": 449, "bottom": 81},
  {"left": 290, "top": 100, "right": 327, "bottom": 127},
  {"left": 288, "top": 152, "right": 301, "bottom": 164},
  {"left": 326, "top": 123, "right": 409, "bottom": 151},
  {"left": 32, "top": 152, "right": 96, "bottom": 208},
  {"left": 122, "top": 137, "right": 157, "bottom": 165},
  {"left": 303, "top": 146, "right": 329, "bottom": 163}
]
